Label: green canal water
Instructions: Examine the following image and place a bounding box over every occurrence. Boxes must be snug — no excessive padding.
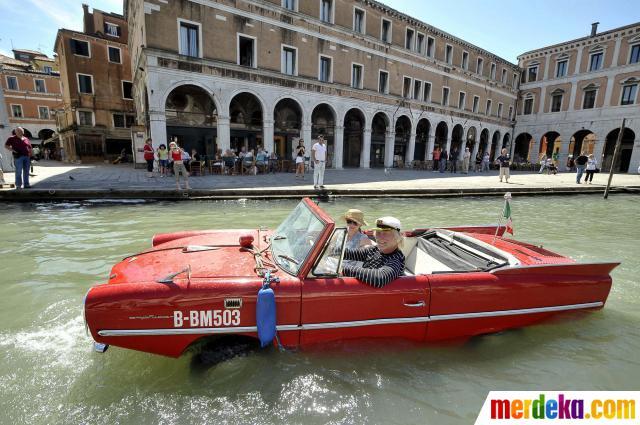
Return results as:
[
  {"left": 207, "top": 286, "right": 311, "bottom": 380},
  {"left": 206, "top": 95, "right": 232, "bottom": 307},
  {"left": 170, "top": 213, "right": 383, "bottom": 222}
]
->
[{"left": 1, "top": 195, "right": 639, "bottom": 425}]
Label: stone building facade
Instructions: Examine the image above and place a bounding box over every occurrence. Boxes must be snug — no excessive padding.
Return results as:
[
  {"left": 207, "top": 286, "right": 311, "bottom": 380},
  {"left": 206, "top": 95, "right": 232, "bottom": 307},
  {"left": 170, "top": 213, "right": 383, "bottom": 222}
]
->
[
  {"left": 125, "top": 0, "right": 518, "bottom": 168},
  {"left": 514, "top": 22, "right": 640, "bottom": 173},
  {"left": 0, "top": 50, "right": 62, "bottom": 153},
  {"left": 54, "top": 4, "right": 135, "bottom": 162}
]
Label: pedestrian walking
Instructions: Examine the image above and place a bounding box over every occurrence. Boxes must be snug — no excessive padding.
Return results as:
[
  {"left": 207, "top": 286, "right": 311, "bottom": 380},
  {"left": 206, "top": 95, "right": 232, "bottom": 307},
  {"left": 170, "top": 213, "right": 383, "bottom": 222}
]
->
[
  {"left": 143, "top": 138, "right": 155, "bottom": 178},
  {"left": 4, "top": 127, "right": 32, "bottom": 189},
  {"left": 169, "top": 141, "right": 190, "bottom": 190},
  {"left": 439, "top": 149, "right": 448, "bottom": 173},
  {"left": 574, "top": 152, "right": 588, "bottom": 184},
  {"left": 481, "top": 151, "right": 490, "bottom": 172},
  {"left": 295, "top": 139, "right": 306, "bottom": 180},
  {"left": 474, "top": 150, "right": 482, "bottom": 172},
  {"left": 495, "top": 148, "right": 511, "bottom": 183},
  {"left": 432, "top": 147, "right": 441, "bottom": 171},
  {"left": 462, "top": 147, "right": 471, "bottom": 174},
  {"left": 584, "top": 154, "right": 597, "bottom": 184},
  {"left": 312, "top": 135, "right": 327, "bottom": 189},
  {"left": 538, "top": 153, "right": 548, "bottom": 173},
  {"left": 449, "top": 147, "right": 459, "bottom": 173}
]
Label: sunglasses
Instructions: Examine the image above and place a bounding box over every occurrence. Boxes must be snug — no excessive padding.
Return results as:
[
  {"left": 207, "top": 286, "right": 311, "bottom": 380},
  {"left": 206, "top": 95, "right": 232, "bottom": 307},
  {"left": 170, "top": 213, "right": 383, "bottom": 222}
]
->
[{"left": 346, "top": 219, "right": 359, "bottom": 226}]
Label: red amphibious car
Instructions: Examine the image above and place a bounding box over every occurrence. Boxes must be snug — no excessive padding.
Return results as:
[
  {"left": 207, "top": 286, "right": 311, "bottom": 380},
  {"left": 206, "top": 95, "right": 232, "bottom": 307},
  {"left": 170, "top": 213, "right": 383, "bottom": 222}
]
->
[{"left": 84, "top": 198, "right": 618, "bottom": 358}]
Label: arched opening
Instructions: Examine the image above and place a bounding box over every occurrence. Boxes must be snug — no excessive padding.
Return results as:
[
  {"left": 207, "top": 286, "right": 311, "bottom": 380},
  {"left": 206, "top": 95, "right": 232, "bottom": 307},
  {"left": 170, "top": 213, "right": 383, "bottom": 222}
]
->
[
  {"left": 490, "top": 131, "right": 501, "bottom": 160},
  {"left": 311, "top": 104, "right": 335, "bottom": 167},
  {"left": 273, "top": 98, "right": 302, "bottom": 160},
  {"left": 451, "top": 124, "right": 464, "bottom": 157},
  {"left": 435, "top": 121, "right": 448, "bottom": 152},
  {"left": 540, "top": 131, "right": 561, "bottom": 159},
  {"left": 229, "top": 92, "right": 263, "bottom": 156},
  {"left": 603, "top": 128, "right": 635, "bottom": 172},
  {"left": 38, "top": 129, "right": 55, "bottom": 141},
  {"left": 415, "top": 119, "right": 430, "bottom": 161},
  {"left": 479, "top": 128, "right": 490, "bottom": 158},
  {"left": 514, "top": 133, "right": 533, "bottom": 162},
  {"left": 502, "top": 133, "right": 510, "bottom": 150},
  {"left": 343, "top": 109, "right": 365, "bottom": 168},
  {"left": 570, "top": 130, "right": 596, "bottom": 158},
  {"left": 165, "top": 84, "right": 218, "bottom": 159},
  {"left": 394, "top": 115, "right": 411, "bottom": 166},
  {"left": 370, "top": 113, "right": 388, "bottom": 168},
  {"left": 466, "top": 126, "right": 477, "bottom": 153}
]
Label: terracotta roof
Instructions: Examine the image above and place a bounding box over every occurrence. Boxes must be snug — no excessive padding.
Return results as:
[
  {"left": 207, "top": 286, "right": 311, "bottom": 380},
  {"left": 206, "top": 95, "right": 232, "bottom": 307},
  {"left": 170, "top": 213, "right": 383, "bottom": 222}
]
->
[
  {"left": 0, "top": 54, "right": 29, "bottom": 68},
  {"left": 12, "top": 48, "right": 50, "bottom": 58}
]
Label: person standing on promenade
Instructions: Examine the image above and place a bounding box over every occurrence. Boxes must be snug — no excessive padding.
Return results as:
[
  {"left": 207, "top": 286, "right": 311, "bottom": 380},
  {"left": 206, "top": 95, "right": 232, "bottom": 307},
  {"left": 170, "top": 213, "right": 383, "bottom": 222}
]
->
[
  {"left": 432, "top": 147, "right": 441, "bottom": 172},
  {"left": 482, "top": 151, "right": 490, "bottom": 172},
  {"left": 143, "top": 138, "right": 155, "bottom": 178},
  {"left": 462, "top": 147, "right": 471, "bottom": 174},
  {"left": 169, "top": 141, "right": 190, "bottom": 190},
  {"left": 311, "top": 135, "right": 327, "bottom": 189},
  {"left": 4, "top": 127, "right": 32, "bottom": 189},
  {"left": 574, "top": 152, "right": 588, "bottom": 184},
  {"left": 295, "top": 139, "right": 306, "bottom": 180},
  {"left": 538, "top": 153, "right": 548, "bottom": 173},
  {"left": 495, "top": 148, "right": 511, "bottom": 183},
  {"left": 157, "top": 144, "right": 169, "bottom": 177},
  {"left": 439, "top": 148, "right": 448, "bottom": 173},
  {"left": 449, "top": 147, "right": 459, "bottom": 173},
  {"left": 584, "top": 154, "right": 597, "bottom": 184}
]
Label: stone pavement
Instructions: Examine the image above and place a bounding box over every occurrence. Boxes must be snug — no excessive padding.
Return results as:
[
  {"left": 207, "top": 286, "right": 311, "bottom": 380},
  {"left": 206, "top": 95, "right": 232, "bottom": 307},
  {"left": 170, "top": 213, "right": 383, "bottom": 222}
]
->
[{"left": 1, "top": 160, "right": 639, "bottom": 200}]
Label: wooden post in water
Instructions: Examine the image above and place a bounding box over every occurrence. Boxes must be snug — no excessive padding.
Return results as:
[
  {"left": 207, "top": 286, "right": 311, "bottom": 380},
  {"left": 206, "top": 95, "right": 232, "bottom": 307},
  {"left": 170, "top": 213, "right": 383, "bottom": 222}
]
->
[{"left": 604, "top": 118, "right": 626, "bottom": 200}]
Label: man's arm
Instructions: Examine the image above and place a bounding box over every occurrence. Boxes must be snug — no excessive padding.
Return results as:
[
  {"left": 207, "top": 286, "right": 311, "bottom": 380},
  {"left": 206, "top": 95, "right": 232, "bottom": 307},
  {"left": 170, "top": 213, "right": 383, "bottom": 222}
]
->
[
  {"left": 343, "top": 246, "right": 374, "bottom": 261},
  {"left": 311, "top": 145, "right": 316, "bottom": 162},
  {"left": 343, "top": 253, "right": 404, "bottom": 288}
]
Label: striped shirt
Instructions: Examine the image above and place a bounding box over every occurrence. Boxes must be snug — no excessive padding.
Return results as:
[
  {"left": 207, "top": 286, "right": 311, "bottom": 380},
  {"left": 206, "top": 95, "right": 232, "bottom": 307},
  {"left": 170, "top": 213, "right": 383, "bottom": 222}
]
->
[{"left": 342, "top": 246, "right": 405, "bottom": 288}]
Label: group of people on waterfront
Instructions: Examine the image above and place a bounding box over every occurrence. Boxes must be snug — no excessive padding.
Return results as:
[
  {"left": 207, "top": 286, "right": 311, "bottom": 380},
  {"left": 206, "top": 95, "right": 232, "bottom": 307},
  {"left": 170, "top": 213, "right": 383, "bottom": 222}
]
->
[{"left": 432, "top": 147, "right": 493, "bottom": 174}]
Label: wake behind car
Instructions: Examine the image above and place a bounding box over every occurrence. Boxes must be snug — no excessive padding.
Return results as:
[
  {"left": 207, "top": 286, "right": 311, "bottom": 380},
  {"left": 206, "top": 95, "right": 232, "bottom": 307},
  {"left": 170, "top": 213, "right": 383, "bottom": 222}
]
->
[{"left": 84, "top": 198, "right": 619, "bottom": 358}]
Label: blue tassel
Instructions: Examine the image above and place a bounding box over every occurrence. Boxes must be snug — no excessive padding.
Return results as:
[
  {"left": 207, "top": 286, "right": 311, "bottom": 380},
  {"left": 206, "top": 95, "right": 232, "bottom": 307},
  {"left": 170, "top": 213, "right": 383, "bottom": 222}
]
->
[{"left": 256, "top": 285, "right": 277, "bottom": 347}]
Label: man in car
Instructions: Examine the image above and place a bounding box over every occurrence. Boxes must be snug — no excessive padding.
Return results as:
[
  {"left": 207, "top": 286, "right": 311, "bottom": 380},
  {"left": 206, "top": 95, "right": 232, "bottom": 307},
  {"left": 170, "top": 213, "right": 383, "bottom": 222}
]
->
[{"left": 342, "top": 216, "right": 405, "bottom": 288}]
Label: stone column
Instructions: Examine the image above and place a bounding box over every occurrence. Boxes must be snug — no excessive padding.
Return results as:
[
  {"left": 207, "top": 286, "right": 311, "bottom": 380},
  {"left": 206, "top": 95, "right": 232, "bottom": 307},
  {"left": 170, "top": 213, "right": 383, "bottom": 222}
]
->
[
  {"left": 384, "top": 131, "right": 395, "bottom": 168},
  {"left": 559, "top": 133, "right": 572, "bottom": 171},
  {"left": 406, "top": 132, "right": 416, "bottom": 165},
  {"left": 333, "top": 125, "right": 344, "bottom": 169},
  {"left": 149, "top": 111, "right": 167, "bottom": 149},
  {"left": 426, "top": 134, "right": 435, "bottom": 160},
  {"left": 361, "top": 128, "right": 371, "bottom": 168},
  {"left": 471, "top": 136, "right": 480, "bottom": 169},
  {"left": 302, "top": 122, "right": 312, "bottom": 147},
  {"left": 593, "top": 133, "right": 606, "bottom": 166},
  {"left": 217, "top": 116, "right": 231, "bottom": 152},
  {"left": 263, "top": 119, "right": 274, "bottom": 154}
]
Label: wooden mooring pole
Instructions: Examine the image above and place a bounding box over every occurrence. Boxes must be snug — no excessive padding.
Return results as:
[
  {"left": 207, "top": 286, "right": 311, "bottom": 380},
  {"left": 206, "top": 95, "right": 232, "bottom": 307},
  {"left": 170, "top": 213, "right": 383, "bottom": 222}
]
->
[{"left": 604, "top": 118, "right": 626, "bottom": 200}]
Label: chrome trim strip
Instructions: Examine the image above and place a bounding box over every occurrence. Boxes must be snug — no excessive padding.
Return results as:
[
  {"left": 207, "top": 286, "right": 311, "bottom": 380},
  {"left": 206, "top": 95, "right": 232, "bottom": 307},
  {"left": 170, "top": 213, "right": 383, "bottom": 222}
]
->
[
  {"left": 428, "top": 302, "right": 603, "bottom": 321},
  {"left": 96, "top": 302, "right": 603, "bottom": 336}
]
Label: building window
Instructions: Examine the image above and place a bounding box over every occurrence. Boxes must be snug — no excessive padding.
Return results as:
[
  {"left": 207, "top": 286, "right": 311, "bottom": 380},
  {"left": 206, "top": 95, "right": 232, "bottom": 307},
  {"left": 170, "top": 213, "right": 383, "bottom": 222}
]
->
[
  {"left": 472, "top": 96, "right": 479, "bottom": 113},
  {"left": 424, "top": 82, "right": 432, "bottom": 102},
  {"left": 486, "top": 99, "right": 492, "bottom": 115},
  {"left": 630, "top": 44, "right": 640, "bottom": 64},
  {"left": 34, "top": 79, "right": 46, "bottom": 93},
  {"left": 353, "top": 8, "right": 365, "bottom": 34},
  {"left": 405, "top": 28, "right": 414, "bottom": 50},
  {"left": 38, "top": 106, "right": 50, "bottom": 120},
  {"left": 11, "top": 104, "right": 23, "bottom": 118},
  {"left": 490, "top": 63, "right": 496, "bottom": 80},
  {"left": 556, "top": 60, "right": 568, "bottom": 77},
  {"left": 621, "top": 84, "right": 638, "bottom": 106},
  {"left": 523, "top": 98, "right": 533, "bottom": 115},
  {"left": 283, "top": 0, "right": 296, "bottom": 11},
  {"left": 508, "top": 106, "right": 514, "bottom": 120},
  {"left": 513, "top": 73, "right": 519, "bottom": 89},
  {"left": 77, "top": 74, "right": 93, "bottom": 94},
  {"left": 413, "top": 80, "right": 422, "bottom": 100},
  {"left": 113, "top": 113, "right": 134, "bottom": 128},
  {"left": 6, "top": 76, "right": 18, "bottom": 90},
  {"left": 589, "top": 52, "right": 603, "bottom": 71},
  {"left": 501, "top": 68, "right": 507, "bottom": 83},
  {"left": 381, "top": 19, "right": 391, "bottom": 43},
  {"left": 179, "top": 21, "right": 200, "bottom": 57},
  {"left": 320, "top": 0, "right": 332, "bottom": 23},
  {"left": 282, "top": 46, "right": 297, "bottom": 75},
  {"left": 445, "top": 44, "right": 453, "bottom": 64},
  {"left": 426, "top": 36, "right": 435, "bottom": 58},
  {"left": 78, "top": 110, "right": 93, "bottom": 126},
  {"left": 238, "top": 35, "right": 256, "bottom": 67},
  {"left": 462, "top": 51, "right": 468, "bottom": 70},
  {"left": 108, "top": 46, "right": 121, "bottom": 63},
  {"left": 477, "top": 57, "right": 484, "bottom": 75},
  {"left": 497, "top": 103, "right": 503, "bottom": 117},
  {"left": 44, "top": 66, "right": 53, "bottom": 74},
  {"left": 416, "top": 33, "right": 425, "bottom": 54},
  {"left": 351, "top": 64, "right": 363, "bottom": 89},
  {"left": 551, "top": 93, "right": 562, "bottom": 112},
  {"left": 403, "top": 77, "right": 412, "bottom": 98},
  {"left": 105, "top": 22, "right": 120, "bottom": 37},
  {"left": 527, "top": 65, "right": 538, "bottom": 83},
  {"left": 70, "top": 39, "right": 90, "bottom": 57},
  {"left": 583, "top": 89, "right": 597, "bottom": 109},
  {"left": 458, "top": 92, "right": 466, "bottom": 109},
  {"left": 442, "top": 87, "right": 449, "bottom": 106},
  {"left": 122, "top": 81, "right": 133, "bottom": 99},
  {"left": 378, "top": 70, "right": 389, "bottom": 94},
  {"left": 319, "top": 55, "right": 332, "bottom": 82}
]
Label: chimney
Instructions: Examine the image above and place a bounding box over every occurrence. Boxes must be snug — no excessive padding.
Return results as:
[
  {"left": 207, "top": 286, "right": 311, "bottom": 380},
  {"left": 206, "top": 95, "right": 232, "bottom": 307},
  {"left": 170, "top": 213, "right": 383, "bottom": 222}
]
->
[{"left": 591, "top": 22, "right": 599, "bottom": 37}]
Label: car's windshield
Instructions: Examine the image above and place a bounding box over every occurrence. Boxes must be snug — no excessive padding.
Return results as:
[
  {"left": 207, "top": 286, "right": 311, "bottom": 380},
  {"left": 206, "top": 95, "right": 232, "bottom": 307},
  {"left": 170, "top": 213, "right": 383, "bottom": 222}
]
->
[{"left": 271, "top": 201, "right": 327, "bottom": 275}]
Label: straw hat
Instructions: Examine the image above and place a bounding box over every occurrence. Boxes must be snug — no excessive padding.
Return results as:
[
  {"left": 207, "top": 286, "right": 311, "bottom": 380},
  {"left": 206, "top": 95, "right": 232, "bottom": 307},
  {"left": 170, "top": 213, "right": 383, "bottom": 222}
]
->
[{"left": 343, "top": 209, "right": 368, "bottom": 226}]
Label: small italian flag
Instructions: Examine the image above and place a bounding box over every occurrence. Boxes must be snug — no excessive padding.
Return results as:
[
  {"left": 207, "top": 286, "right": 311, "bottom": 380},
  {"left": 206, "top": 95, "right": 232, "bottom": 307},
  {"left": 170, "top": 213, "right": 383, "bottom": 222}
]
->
[{"left": 503, "top": 193, "right": 514, "bottom": 235}]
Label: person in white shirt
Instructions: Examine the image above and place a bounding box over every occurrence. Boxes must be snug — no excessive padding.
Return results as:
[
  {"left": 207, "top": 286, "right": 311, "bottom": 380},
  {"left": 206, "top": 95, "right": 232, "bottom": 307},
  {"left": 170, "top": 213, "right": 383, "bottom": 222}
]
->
[{"left": 311, "top": 136, "right": 327, "bottom": 189}]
